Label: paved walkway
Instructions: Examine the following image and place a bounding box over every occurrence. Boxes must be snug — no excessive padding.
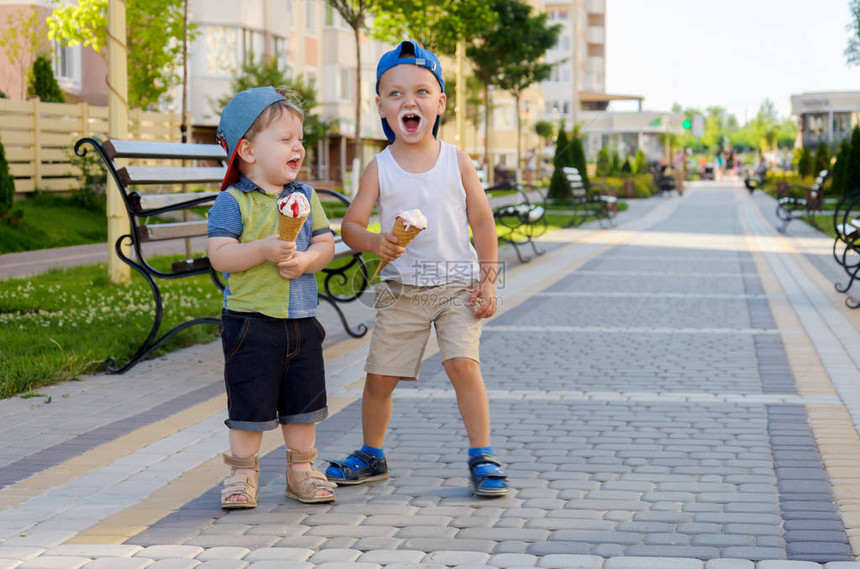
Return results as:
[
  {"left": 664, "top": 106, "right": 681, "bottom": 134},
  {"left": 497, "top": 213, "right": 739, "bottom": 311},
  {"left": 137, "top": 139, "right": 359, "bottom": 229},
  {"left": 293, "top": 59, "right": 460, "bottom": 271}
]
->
[{"left": 2, "top": 182, "right": 860, "bottom": 568}]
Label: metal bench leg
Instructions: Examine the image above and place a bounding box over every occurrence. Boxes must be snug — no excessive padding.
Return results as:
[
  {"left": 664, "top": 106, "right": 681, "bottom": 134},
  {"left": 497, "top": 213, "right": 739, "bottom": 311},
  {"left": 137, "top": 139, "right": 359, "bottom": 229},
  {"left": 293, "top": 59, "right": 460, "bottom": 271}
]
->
[{"left": 106, "top": 235, "right": 221, "bottom": 374}]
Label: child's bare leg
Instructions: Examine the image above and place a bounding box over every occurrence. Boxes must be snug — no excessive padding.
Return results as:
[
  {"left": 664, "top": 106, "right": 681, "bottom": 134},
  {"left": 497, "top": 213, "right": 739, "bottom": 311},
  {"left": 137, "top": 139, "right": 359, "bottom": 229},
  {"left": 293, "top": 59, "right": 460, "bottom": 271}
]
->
[
  {"left": 283, "top": 423, "right": 332, "bottom": 499},
  {"left": 226, "top": 429, "right": 262, "bottom": 504},
  {"left": 362, "top": 373, "right": 400, "bottom": 448},
  {"left": 282, "top": 423, "right": 316, "bottom": 472},
  {"left": 325, "top": 373, "right": 398, "bottom": 483},
  {"left": 442, "top": 357, "right": 490, "bottom": 447},
  {"left": 444, "top": 357, "right": 507, "bottom": 496}
]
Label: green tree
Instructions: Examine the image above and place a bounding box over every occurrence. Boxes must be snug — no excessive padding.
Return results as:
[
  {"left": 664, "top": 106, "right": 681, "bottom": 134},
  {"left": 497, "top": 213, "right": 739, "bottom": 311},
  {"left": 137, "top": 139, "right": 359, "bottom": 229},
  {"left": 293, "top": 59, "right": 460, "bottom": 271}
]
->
[
  {"left": 491, "top": 1, "right": 559, "bottom": 179},
  {"left": 0, "top": 140, "right": 14, "bottom": 217},
  {"left": 844, "top": 125, "right": 860, "bottom": 194},
  {"left": 0, "top": 6, "right": 51, "bottom": 99},
  {"left": 814, "top": 142, "right": 831, "bottom": 176},
  {"left": 215, "top": 55, "right": 331, "bottom": 173},
  {"left": 534, "top": 120, "right": 555, "bottom": 150},
  {"left": 28, "top": 55, "right": 65, "bottom": 103},
  {"left": 846, "top": 0, "right": 860, "bottom": 65},
  {"left": 548, "top": 123, "right": 571, "bottom": 201},
  {"left": 634, "top": 149, "right": 647, "bottom": 175},
  {"left": 797, "top": 146, "right": 814, "bottom": 179},
  {"left": 371, "top": 0, "right": 495, "bottom": 54},
  {"left": 47, "top": 0, "right": 194, "bottom": 109},
  {"left": 596, "top": 147, "right": 610, "bottom": 178},
  {"left": 831, "top": 137, "right": 851, "bottom": 195},
  {"left": 570, "top": 126, "right": 588, "bottom": 188}
]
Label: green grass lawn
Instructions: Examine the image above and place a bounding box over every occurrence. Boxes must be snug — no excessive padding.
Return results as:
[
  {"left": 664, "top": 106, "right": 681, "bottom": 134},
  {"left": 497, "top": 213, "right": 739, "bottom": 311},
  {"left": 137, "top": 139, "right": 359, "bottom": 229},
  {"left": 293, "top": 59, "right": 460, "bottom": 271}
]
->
[
  {"left": 0, "top": 261, "right": 223, "bottom": 398},
  {"left": 0, "top": 194, "right": 107, "bottom": 254}
]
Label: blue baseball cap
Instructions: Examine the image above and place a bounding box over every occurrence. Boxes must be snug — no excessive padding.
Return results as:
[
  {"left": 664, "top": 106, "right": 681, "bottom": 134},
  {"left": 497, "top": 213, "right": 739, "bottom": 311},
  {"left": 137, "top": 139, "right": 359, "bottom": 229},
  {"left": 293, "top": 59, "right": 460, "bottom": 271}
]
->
[
  {"left": 216, "top": 86, "right": 286, "bottom": 190},
  {"left": 375, "top": 40, "right": 445, "bottom": 143}
]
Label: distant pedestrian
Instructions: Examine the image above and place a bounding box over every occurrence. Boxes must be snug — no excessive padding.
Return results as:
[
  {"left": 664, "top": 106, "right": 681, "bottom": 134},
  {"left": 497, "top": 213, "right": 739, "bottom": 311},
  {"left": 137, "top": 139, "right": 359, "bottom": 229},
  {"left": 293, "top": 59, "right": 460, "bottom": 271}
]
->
[
  {"left": 525, "top": 147, "right": 537, "bottom": 183},
  {"left": 326, "top": 40, "right": 508, "bottom": 497},
  {"left": 715, "top": 150, "right": 724, "bottom": 182},
  {"left": 207, "top": 86, "right": 337, "bottom": 508}
]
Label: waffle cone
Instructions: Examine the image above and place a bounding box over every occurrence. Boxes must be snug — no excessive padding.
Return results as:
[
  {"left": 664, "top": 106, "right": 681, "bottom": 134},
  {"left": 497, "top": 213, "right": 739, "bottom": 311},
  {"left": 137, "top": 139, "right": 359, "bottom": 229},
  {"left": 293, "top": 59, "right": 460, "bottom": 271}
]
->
[
  {"left": 376, "top": 216, "right": 424, "bottom": 274},
  {"left": 279, "top": 215, "right": 307, "bottom": 242}
]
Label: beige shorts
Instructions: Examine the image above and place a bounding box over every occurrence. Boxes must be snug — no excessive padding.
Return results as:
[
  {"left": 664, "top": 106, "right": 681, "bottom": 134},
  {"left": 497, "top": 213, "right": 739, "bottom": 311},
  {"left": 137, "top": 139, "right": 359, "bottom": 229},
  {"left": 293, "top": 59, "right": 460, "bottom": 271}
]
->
[{"left": 365, "top": 281, "right": 483, "bottom": 380}]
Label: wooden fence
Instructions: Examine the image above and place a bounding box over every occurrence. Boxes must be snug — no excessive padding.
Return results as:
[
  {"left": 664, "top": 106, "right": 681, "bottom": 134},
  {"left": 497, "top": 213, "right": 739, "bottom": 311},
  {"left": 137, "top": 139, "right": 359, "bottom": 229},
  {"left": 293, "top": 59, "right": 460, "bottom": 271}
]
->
[{"left": 0, "top": 99, "right": 186, "bottom": 195}]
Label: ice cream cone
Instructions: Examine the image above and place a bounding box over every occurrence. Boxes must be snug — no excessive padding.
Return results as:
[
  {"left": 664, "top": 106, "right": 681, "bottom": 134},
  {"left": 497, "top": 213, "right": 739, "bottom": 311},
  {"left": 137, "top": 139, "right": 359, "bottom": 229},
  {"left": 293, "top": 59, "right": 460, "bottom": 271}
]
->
[
  {"left": 279, "top": 215, "right": 307, "bottom": 242},
  {"left": 376, "top": 216, "right": 423, "bottom": 274}
]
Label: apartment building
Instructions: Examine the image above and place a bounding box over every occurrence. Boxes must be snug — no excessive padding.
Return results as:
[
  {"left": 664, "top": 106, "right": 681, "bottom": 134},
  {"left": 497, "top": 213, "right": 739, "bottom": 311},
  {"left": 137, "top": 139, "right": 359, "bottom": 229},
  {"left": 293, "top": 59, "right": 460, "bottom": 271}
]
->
[{"left": 539, "top": 0, "right": 678, "bottom": 161}]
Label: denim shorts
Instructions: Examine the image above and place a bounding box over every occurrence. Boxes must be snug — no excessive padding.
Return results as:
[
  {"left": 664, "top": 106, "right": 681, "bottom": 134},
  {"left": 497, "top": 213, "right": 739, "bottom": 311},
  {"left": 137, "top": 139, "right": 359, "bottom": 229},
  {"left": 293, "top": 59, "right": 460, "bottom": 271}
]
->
[{"left": 221, "top": 310, "right": 328, "bottom": 431}]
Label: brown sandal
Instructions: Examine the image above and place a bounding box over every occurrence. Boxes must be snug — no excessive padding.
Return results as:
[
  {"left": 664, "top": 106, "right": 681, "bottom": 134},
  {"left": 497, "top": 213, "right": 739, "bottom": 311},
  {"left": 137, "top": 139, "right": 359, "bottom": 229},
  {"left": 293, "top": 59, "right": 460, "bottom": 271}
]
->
[
  {"left": 221, "top": 454, "right": 259, "bottom": 509},
  {"left": 286, "top": 448, "right": 336, "bottom": 504}
]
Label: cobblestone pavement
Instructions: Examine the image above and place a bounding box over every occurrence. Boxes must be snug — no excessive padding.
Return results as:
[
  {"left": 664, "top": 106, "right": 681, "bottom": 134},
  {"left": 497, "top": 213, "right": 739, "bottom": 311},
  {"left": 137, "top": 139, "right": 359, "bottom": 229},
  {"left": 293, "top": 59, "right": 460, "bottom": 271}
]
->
[{"left": 2, "top": 182, "right": 860, "bottom": 569}]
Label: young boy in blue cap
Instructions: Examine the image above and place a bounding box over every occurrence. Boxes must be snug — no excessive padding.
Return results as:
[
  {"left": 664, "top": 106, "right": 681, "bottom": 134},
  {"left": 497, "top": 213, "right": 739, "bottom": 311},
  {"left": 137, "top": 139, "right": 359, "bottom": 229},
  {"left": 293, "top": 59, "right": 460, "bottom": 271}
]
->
[
  {"left": 326, "top": 40, "right": 508, "bottom": 497},
  {"left": 207, "top": 86, "right": 337, "bottom": 508}
]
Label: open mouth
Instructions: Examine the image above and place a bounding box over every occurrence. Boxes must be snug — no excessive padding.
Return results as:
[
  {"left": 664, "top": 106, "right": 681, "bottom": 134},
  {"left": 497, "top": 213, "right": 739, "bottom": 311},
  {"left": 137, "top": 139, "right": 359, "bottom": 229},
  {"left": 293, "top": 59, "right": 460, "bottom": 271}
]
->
[
  {"left": 287, "top": 156, "right": 302, "bottom": 169},
  {"left": 399, "top": 112, "right": 423, "bottom": 134}
]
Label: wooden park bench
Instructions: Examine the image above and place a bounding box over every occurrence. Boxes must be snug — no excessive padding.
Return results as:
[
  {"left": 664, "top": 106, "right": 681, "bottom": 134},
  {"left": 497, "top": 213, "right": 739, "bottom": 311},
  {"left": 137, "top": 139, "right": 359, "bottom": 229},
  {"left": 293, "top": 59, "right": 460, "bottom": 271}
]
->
[
  {"left": 775, "top": 169, "right": 829, "bottom": 233},
  {"left": 832, "top": 187, "right": 860, "bottom": 308},
  {"left": 74, "top": 137, "right": 369, "bottom": 374},
  {"left": 485, "top": 180, "right": 547, "bottom": 263},
  {"left": 561, "top": 167, "right": 618, "bottom": 228}
]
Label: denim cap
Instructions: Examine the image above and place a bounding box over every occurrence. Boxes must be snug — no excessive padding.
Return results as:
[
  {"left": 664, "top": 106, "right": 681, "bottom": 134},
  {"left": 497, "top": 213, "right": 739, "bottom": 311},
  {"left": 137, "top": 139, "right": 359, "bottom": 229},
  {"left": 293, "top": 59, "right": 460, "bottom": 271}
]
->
[
  {"left": 216, "top": 86, "right": 286, "bottom": 190},
  {"left": 375, "top": 40, "right": 444, "bottom": 143}
]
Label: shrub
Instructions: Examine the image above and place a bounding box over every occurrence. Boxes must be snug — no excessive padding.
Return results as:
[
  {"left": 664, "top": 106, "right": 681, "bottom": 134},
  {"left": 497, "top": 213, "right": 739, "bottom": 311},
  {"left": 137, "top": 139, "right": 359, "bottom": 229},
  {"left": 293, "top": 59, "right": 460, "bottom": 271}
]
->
[
  {"left": 633, "top": 149, "right": 647, "bottom": 174},
  {"left": 596, "top": 147, "right": 610, "bottom": 178},
  {"left": 28, "top": 55, "right": 65, "bottom": 103},
  {"left": 570, "top": 130, "right": 589, "bottom": 188},
  {"left": 831, "top": 138, "right": 851, "bottom": 195},
  {"left": 549, "top": 124, "right": 571, "bottom": 201},
  {"left": 0, "top": 140, "right": 14, "bottom": 217},
  {"left": 845, "top": 125, "right": 860, "bottom": 195},
  {"left": 797, "top": 146, "right": 813, "bottom": 179},
  {"left": 814, "top": 143, "right": 830, "bottom": 177}
]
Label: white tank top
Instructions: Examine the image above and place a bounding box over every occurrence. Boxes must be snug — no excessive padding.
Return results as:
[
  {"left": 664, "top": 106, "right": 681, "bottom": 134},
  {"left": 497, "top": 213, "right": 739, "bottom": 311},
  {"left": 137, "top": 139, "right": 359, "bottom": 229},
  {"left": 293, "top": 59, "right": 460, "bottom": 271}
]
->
[{"left": 376, "top": 141, "right": 479, "bottom": 286}]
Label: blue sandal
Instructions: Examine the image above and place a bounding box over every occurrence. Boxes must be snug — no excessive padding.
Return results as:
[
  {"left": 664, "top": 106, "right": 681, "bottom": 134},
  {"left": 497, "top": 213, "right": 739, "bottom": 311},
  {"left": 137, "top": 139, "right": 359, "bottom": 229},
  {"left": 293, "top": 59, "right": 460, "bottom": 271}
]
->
[
  {"left": 326, "top": 449, "right": 389, "bottom": 485},
  {"left": 468, "top": 453, "right": 508, "bottom": 497}
]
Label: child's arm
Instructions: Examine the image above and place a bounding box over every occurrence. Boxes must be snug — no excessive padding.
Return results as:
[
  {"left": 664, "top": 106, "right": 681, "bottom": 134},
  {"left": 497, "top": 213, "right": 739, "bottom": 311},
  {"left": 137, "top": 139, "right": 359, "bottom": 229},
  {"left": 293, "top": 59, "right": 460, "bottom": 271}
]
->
[
  {"left": 277, "top": 232, "right": 335, "bottom": 280},
  {"left": 341, "top": 158, "right": 405, "bottom": 263},
  {"left": 459, "top": 150, "right": 499, "bottom": 318},
  {"left": 208, "top": 236, "right": 295, "bottom": 273}
]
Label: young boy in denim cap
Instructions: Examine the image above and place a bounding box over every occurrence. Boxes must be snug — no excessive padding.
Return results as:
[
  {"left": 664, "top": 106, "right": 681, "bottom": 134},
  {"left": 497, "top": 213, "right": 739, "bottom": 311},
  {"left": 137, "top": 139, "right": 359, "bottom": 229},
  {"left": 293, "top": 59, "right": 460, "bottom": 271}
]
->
[
  {"left": 208, "top": 86, "right": 336, "bottom": 508},
  {"left": 326, "top": 41, "right": 508, "bottom": 496}
]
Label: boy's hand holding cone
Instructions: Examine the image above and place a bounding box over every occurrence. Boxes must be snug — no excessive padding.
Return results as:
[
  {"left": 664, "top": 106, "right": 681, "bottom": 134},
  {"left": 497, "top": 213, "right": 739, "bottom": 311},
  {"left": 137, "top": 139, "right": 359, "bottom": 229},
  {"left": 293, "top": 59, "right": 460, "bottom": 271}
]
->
[
  {"left": 376, "top": 209, "right": 427, "bottom": 274},
  {"left": 277, "top": 192, "right": 310, "bottom": 241}
]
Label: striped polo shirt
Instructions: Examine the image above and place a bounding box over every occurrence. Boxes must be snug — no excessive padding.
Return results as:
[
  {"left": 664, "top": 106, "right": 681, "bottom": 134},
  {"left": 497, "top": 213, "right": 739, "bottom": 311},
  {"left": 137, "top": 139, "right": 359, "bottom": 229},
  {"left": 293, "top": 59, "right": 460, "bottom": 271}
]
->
[{"left": 207, "top": 176, "right": 331, "bottom": 319}]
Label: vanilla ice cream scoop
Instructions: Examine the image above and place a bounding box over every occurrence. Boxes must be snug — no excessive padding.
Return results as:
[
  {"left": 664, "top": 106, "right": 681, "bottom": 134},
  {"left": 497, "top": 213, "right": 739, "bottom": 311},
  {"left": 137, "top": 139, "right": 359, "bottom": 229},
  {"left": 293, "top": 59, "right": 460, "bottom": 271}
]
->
[
  {"left": 277, "top": 192, "right": 311, "bottom": 218},
  {"left": 375, "top": 208, "right": 428, "bottom": 275},
  {"left": 397, "top": 208, "right": 428, "bottom": 231}
]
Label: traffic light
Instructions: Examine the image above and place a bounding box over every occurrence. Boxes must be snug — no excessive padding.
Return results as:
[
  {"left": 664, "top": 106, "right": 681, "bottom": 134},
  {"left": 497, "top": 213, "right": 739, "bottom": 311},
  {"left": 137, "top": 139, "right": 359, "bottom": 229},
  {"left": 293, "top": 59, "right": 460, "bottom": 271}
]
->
[{"left": 682, "top": 119, "right": 692, "bottom": 130}]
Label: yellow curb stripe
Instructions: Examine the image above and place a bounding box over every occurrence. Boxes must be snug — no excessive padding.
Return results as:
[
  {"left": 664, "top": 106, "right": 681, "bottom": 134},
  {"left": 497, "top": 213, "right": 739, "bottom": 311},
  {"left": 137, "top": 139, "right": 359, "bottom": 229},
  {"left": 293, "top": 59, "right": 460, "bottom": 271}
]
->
[
  {"left": 740, "top": 193, "right": 860, "bottom": 557},
  {"left": 0, "top": 394, "right": 226, "bottom": 512},
  {"left": 68, "top": 394, "right": 356, "bottom": 544}
]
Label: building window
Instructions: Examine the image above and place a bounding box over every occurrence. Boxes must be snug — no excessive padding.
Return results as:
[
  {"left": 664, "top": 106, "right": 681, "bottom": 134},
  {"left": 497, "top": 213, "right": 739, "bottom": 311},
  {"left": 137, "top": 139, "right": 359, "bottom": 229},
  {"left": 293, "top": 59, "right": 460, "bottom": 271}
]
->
[
  {"left": 206, "top": 26, "right": 239, "bottom": 75},
  {"left": 562, "top": 101, "right": 570, "bottom": 115},
  {"left": 52, "top": 41, "right": 76, "bottom": 81},
  {"left": 306, "top": 0, "right": 317, "bottom": 31},
  {"left": 274, "top": 35, "right": 289, "bottom": 69},
  {"left": 242, "top": 28, "right": 265, "bottom": 62}
]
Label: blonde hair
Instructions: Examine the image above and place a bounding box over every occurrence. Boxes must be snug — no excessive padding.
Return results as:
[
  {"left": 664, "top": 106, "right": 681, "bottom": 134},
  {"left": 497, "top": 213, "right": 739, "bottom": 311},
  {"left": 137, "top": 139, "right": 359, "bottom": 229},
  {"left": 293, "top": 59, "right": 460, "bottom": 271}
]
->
[{"left": 243, "top": 86, "right": 305, "bottom": 141}]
